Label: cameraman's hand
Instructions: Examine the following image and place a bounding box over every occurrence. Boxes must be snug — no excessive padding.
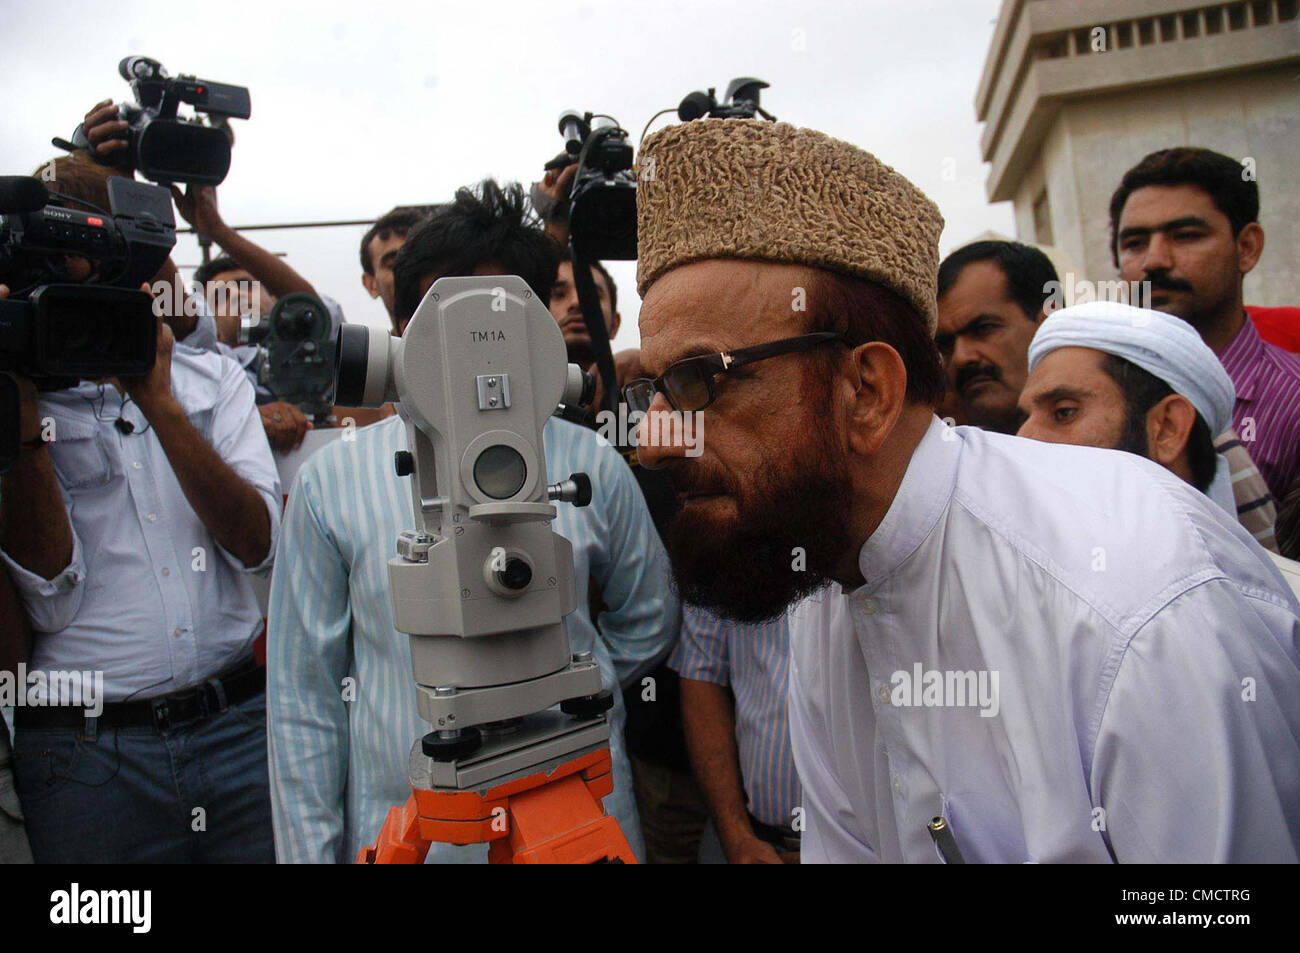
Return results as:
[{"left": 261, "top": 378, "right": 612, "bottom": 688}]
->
[
  {"left": 538, "top": 160, "right": 578, "bottom": 207},
  {"left": 82, "top": 98, "right": 130, "bottom": 160},
  {"left": 169, "top": 184, "right": 227, "bottom": 242},
  {"left": 120, "top": 307, "right": 177, "bottom": 417},
  {"left": 258, "top": 402, "right": 311, "bottom": 453}
]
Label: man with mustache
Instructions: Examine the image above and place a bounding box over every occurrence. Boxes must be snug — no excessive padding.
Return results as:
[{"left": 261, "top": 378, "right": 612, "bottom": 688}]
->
[
  {"left": 1111, "top": 148, "right": 1300, "bottom": 515},
  {"left": 627, "top": 119, "right": 1300, "bottom": 862},
  {"left": 935, "top": 241, "right": 1058, "bottom": 434}
]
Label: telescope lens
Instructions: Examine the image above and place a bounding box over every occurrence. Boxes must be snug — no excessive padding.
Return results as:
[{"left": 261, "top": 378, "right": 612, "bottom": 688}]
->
[
  {"left": 333, "top": 324, "right": 370, "bottom": 406},
  {"left": 473, "top": 444, "right": 527, "bottom": 500}
]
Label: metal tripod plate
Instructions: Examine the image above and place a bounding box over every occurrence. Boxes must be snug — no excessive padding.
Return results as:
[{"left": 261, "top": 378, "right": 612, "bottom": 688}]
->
[{"left": 409, "top": 709, "right": 612, "bottom": 792}]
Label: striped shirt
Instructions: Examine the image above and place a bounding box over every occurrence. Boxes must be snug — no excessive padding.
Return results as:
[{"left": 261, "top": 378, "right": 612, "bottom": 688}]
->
[
  {"left": 1218, "top": 317, "right": 1300, "bottom": 501},
  {"left": 267, "top": 414, "right": 677, "bottom": 863},
  {"left": 1216, "top": 429, "right": 1278, "bottom": 553},
  {"left": 669, "top": 605, "right": 801, "bottom": 829}
]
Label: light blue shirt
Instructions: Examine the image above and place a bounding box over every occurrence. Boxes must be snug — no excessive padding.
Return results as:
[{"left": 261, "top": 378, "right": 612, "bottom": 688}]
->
[
  {"left": 789, "top": 416, "right": 1300, "bottom": 863},
  {"left": 0, "top": 345, "right": 280, "bottom": 701},
  {"left": 671, "top": 606, "right": 800, "bottom": 829},
  {"left": 267, "top": 414, "right": 677, "bottom": 863}
]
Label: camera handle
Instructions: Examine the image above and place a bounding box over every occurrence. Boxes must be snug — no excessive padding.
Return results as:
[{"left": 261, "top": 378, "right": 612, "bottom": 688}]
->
[{"left": 569, "top": 248, "right": 621, "bottom": 425}]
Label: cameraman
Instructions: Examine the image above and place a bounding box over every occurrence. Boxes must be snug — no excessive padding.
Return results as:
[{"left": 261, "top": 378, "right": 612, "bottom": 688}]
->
[
  {"left": 0, "top": 180, "right": 281, "bottom": 860},
  {"left": 267, "top": 180, "right": 677, "bottom": 863}
]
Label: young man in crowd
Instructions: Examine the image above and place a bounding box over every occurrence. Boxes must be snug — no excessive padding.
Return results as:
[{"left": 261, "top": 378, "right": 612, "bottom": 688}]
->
[
  {"left": 1111, "top": 147, "right": 1300, "bottom": 556},
  {"left": 1018, "top": 300, "right": 1300, "bottom": 598},
  {"left": 267, "top": 180, "right": 677, "bottom": 863}
]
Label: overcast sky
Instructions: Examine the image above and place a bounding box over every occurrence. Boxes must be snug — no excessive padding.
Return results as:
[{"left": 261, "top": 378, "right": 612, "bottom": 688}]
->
[{"left": 3, "top": 0, "right": 1015, "bottom": 347}]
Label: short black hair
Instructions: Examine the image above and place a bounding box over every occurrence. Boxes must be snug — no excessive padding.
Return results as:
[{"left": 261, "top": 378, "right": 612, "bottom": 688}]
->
[
  {"left": 360, "top": 205, "right": 438, "bottom": 275},
  {"left": 1109, "top": 147, "right": 1259, "bottom": 267},
  {"left": 392, "top": 180, "right": 561, "bottom": 325},
  {"left": 193, "top": 255, "right": 243, "bottom": 288},
  {"left": 561, "top": 249, "right": 617, "bottom": 316},
  {"left": 937, "top": 240, "right": 1059, "bottom": 323},
  {"left": 1101, "top": 353, "right": 1216, "bottom": 493}
]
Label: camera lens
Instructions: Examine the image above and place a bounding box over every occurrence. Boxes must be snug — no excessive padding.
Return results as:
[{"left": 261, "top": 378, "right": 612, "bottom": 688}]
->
[
  {"left": 498, "top": 557, "right": 532, "bottom": 591},
  {"left": 333, "top": 324, "right": 370, "bottom": 406},
  {"left": 473, "top": 444, "right": 527, "bottom": 500}
]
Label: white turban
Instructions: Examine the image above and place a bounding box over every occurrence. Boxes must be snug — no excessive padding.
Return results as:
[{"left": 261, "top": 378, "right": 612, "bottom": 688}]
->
[{"left": 1026, "top": 300, "right": 1237, "bottom": 516}]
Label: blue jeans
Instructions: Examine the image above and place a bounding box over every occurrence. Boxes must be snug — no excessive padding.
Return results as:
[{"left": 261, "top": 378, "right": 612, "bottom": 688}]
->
[{"left": 12, "top": 690, "right": 273, "bottom": 863}]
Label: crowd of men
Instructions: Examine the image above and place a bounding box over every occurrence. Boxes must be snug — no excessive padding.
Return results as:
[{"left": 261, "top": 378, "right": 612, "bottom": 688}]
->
[{"left": 1, "top": 90, "right": 1298, "bottom": 864}]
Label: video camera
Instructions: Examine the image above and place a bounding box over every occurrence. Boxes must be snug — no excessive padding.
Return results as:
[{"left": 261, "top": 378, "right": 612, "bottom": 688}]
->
[
  {"left": 554, "top": 78, "right": 775, "bottom": 263},
  {"left": 0, "top": 174, "right": 171, "bottom": 468},
  {"left": 57, "top": 56, "right": 251, "bottom": 187},
  {"left": 240, "top": 292, "right": 338, "bottom": 418}
]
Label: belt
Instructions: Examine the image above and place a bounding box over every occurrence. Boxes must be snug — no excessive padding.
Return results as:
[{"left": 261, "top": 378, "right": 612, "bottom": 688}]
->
[
  {"left": 749, "top": 811, "right": 801, "bottom": 853},
  {"left": 14, "top": 658, "right": 264, "bottom": 732}
]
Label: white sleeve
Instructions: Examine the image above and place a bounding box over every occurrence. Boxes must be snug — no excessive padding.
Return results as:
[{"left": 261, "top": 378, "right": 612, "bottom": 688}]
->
[{"left": 1091, "top": 579, "right": 1300, "bottom": 862}]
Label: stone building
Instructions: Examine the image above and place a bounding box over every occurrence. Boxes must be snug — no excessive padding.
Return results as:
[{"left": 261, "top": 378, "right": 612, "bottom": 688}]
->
[{"left": 977, "top": 0, "right": 1300, "bottom": 304}]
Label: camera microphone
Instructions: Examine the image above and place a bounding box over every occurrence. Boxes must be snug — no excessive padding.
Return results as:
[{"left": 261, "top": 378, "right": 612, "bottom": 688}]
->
[
  {"left": 0, "top": 176, "right": 50, "bottom": 215},
  {"left": 557, "top": 110, "right": 588, "bottom": 156}
]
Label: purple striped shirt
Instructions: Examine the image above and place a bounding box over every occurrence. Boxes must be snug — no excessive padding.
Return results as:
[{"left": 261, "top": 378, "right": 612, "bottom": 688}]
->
[
  {"left": 670, "top": 605, "right": 801, "bottom": 830},
  {"left": 1219, "top": 317, "right": 1300, "bottom": 501}
]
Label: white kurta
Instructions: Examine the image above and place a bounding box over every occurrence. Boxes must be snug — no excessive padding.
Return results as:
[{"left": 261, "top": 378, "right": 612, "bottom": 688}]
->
[{"left": 788, "top": 416, "right": 1300, "bottom": 863}]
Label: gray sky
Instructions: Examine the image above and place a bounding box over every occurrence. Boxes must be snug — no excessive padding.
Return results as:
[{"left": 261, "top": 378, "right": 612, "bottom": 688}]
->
[{"left": 3, "top": 0, "right": 1015, "bottom": 347}]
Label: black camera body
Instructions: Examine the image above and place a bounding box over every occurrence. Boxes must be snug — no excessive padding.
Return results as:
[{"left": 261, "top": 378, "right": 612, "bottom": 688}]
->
[
  {"left": 116, "top": 56, "right": 251, "bottom": 186},
  {"left": 559, "top": 113, "right": 638, "bottom": 262},
  {"left": 557, "top": 79, "right": 774, "bottom": 262},
  {"left": 0, "top": 174, "right": 171, "bottom": 469},
  {"left": 241, "top": 292, "right": 337, "bottom": 418}
]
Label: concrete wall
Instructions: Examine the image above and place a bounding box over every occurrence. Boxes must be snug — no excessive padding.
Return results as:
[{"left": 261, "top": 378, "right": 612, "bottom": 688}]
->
[{"left": 1008, "top": 65, "right": 1300, "bottom": 305}]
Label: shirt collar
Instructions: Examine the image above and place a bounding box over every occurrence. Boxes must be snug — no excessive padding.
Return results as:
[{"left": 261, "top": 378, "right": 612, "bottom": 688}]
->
[
  {"left": 856, "top": 414, "right": 961, "bottom": 592},
  {"left": 1217, "top": 315, "right": 1264, "bottom": 403}
]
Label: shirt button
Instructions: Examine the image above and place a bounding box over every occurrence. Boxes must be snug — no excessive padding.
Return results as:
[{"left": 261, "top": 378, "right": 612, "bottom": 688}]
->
[
  {"left": 132, "top": 462, "right": 143, "bottom": 470},
  {"left": 892, "top": 773, "right": 903, "bottom": 796},
  {"left": 161, "top": 567, "right": 170, "bottom": 577},
  {"left": 147, "top": 513, "right": 158, "bottom": 523},
  {"left": 877, "top": 684, "right": 892, "bottom": 703},
  {"left": 861, "top": 598, "right": 880, "bottom": 615},
  {"left": 173, "top": 627, "right": 184, "bottom": 638}
]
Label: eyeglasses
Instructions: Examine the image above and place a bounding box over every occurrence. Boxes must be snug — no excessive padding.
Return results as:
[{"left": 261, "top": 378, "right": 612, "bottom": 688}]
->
[{"left": 623, "top": 332, "right": 843, "bottom": 414}]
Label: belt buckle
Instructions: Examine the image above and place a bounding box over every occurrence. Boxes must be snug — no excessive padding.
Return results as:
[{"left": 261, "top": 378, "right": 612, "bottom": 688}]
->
[{"left": 151, "top": 699, "right": 171, "bottom": 732}]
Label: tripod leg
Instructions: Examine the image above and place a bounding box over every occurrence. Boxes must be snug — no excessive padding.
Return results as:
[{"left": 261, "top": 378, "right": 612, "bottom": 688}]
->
[
  {"left": 489, "top": 773, "right": 637, "bottom": 864},
  {"left": 357, "top": 792, "right": 433, "bottom": 864}
]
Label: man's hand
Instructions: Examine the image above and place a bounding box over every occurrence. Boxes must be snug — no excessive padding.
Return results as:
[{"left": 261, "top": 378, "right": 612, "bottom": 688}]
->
[
  {"left": 538, "top": 161, "right": 578, "bottom": 210},
  {"left": 120, "top": 310, "right": 177, "bottom": 418},
  {"left": 169, "top": 184, "right": 228, "bottom": 242},
  {"left": 81, "top": 98, "right": 130, "bottom": 162},
  {"left": 259, "top": 402, "right": 311, "bottom": 453},
  {"left": 721, "top": 832, "right": 786, "bottom": 865}
]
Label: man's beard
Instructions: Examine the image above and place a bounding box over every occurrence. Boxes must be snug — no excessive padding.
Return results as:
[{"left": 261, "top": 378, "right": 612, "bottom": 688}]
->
[
  {"left": 1114, "top": 401, "right": 1152, "bottom": 459},
  {"left": 661, "top": 427, "right": 857, "bottom": 623}
]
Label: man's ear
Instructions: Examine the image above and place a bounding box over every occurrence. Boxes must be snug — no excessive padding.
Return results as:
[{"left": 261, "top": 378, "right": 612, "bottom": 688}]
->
[
  {"left": 1146, "top": 393, "right": 1196, "bottom": 468},
  {"left": 361, "top": 272, "right": 380, "bottom": 300},
  {"left": 1237, "top": 222, "right": 1265, "bottom": 276},
  {"left": 609, "top": 310, "right": 622, "bottom": 341},
  {"left": 845, "top": 341, "right": 908, "bottom": 457}
]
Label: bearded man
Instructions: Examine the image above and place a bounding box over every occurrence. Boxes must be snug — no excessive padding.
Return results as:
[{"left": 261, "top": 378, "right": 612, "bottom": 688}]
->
[{"left": 624, "top": 119, "right": 1300, "bottom": 863}]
